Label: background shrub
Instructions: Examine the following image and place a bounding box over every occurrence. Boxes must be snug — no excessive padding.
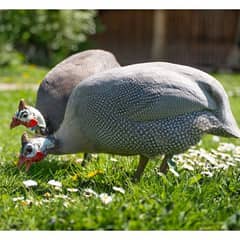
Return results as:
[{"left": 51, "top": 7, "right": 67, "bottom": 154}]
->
[{"left": 0, "top": 10, "right": 99, "bottom": 67}]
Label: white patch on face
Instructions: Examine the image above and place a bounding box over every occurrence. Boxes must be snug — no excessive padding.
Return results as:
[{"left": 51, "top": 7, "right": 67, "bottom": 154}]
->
[
  {"left": 22, "top": 138, "right": 45, "bottom": 158},
  {"left": 28, "top": 106, "right": 46, "bottom": 128},
  {"left": 16, "top": 108, "right": 33, "bottom": 123},
  {"left": 22, "top": 143, "right": 38, "bottom": 158},
  {"left": 15, "top": 106, "right": 46, "bottom": 129},
  {"left": 21, "top": 137, "right": 55, "bottom": 160}
]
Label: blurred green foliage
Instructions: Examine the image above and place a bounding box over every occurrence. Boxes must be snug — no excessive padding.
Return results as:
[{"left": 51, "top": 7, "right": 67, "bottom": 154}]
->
[{"left": 0, "top": 10, "right": 99, "bottom": 67}]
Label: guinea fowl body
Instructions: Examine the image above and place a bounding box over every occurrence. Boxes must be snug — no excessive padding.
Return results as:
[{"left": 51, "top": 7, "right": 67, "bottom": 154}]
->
[
  {"left": 54, "top": 62, "right": 240, "bottom": 157},
  {"left": 36, "top": 49, "right": 120, "bottom": 134}
]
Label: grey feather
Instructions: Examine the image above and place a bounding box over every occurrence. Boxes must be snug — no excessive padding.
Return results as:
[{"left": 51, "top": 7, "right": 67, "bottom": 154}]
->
[
  {"left": 36, "top": 49, "right": 120, "bottom": 134},
  {"left": 55, "top": 62, "right": 240, "bottom": 156}
]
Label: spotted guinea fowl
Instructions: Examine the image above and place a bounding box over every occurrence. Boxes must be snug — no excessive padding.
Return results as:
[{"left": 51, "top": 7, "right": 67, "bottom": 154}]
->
[
  {"left": 18, "top": 62, "right": 240, "bottom": 180},
  {"left": 10, "top": 49, "right": 120, "bottom": 135}
]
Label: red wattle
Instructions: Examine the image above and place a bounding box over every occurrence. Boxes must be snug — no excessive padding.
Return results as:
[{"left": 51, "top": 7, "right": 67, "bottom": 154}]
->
[
  {"left": 34, "top": 151, "right": 45, "bottom": 162},
  {"left": 28, "top": 119, "right": 38, "bottom": 128}
]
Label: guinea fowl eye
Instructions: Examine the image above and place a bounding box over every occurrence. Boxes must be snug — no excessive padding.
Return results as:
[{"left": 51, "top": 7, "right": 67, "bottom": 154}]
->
[
  {"left": 22, "top": 113, "right": 28, "bottom": 118},
  {"left": 26, "top": 146, "right": 33, "bottom": 154}
]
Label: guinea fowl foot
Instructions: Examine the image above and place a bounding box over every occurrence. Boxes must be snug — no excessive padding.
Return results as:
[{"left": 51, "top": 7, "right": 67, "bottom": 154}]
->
[{"left": 132, "top": 155, "right": 149, "bottom": 182}]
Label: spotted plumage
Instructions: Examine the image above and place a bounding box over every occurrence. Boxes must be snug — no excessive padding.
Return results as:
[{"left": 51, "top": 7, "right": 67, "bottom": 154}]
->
[{"left": 18, "top": 62, "right": 240, "bottom": 181}]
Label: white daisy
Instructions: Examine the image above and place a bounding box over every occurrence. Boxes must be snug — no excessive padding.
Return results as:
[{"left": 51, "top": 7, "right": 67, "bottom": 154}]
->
[
  {"left": 54, "top": 194, "right": 69, "bottom": 199},
  {"left": 182, "top": 164, "right": 194, "bottom": 171},
  {"left": 63, "top": 202, "right": 70, "bottom": 208},
  {"left": 212, "top": 136, "right": 220, "bottom": 142},
  {"left": 218, "top": 143, "right": 236, "bottom": 152},
  {"left": 110, "top": 157, "right": 118, "bottom": 162},
  {"left": 23, "top": 180, "right": 38, "bottom": 188},
  {"left": 83, "top": 188, "right": 98, "bottom": 198},
  {"left": 99, "top": 193, "right": 113, "bottom": 205},
  {"left": 48, "top": 180, "right": 62, "bottom": 188},
  {"left": 12, "top": 196, "right": 24, "bottom": 202},
  {"left": 201, "top": 171, "right": 213, "bottom": 177},
  {"left": 67, "top": 188, "right": 79, "bottom": 192},
  {"left": 113, "top": 186, "right": 125, "bottom": 194},
  {"left": 75, "top": 158, "right": 84, "bottom": 164}
]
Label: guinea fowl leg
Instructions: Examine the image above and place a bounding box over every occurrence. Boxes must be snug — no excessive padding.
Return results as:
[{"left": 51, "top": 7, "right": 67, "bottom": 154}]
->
[
  {"left": 81, "top": 153, "right": 92, "bottom": 166},
  {"left": 133, "top": 155, "right": 149, "bottom": 182},
  {"left": 159, "top": 154, "right": 174, "bottom": 174}
]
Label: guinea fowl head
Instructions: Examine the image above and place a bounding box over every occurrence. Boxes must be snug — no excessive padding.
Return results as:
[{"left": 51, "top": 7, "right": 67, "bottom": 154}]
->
[
  {"left": 10, "top": 99, "right": 46, "bottom": 134},
  {"left": 18, "top": 132, "right": 55, "bottom": 171}
]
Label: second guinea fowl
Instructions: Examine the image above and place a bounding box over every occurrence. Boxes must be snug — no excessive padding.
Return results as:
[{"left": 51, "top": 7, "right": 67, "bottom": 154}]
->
[
  {"left": 18, "top": 62, "right": 240, "bottom": 180},
  {"left": 10, "top": 49, "right": 120, "bottom": 135}
]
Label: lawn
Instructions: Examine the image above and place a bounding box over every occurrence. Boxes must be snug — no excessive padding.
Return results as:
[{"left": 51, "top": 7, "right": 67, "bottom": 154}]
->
[
  {"left": 0, "top": 64, "right": 48, "bottom": 84},
  {"left": 1, "top": 65, "right": 240, "bottom": 230}
]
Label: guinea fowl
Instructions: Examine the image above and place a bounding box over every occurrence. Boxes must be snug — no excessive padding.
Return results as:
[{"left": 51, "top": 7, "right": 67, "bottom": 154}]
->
[
  {"left": 18, "top": 62, "right": 240, "bottom": 180},
  {"left": 10, "top": 49, "right": 120, "bottom": 135}
]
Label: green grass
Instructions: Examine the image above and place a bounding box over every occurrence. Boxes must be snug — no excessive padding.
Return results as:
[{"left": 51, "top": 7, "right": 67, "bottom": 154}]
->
[
  {"left": 0, "top": 64, "right": 48, "bottom": 84},
  {"left": 1, "top": 65, "right": 240, "bottom": 230}
]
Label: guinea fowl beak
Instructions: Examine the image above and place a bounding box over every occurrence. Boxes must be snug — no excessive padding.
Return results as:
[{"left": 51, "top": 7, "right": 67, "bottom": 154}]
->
[
  {"left": 10, "top": 118, "right": 38, "bottom": 129},
  {"left": 10, "top": 117, "right": 21, "bottom": 129},
  {"left": 17, "top": 155, "right": 33, "bottom": 171}
]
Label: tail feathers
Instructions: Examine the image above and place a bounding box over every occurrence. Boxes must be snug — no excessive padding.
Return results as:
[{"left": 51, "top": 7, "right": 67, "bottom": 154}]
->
[
  {"left": 221, "top": 111, "right": 240, "bottom": 138},
  {"left": 224, "top": 126, "right": 240, "bottom": 138},
  {"left": 210, "top": 125, "right": 240, "bottom": 138}
]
